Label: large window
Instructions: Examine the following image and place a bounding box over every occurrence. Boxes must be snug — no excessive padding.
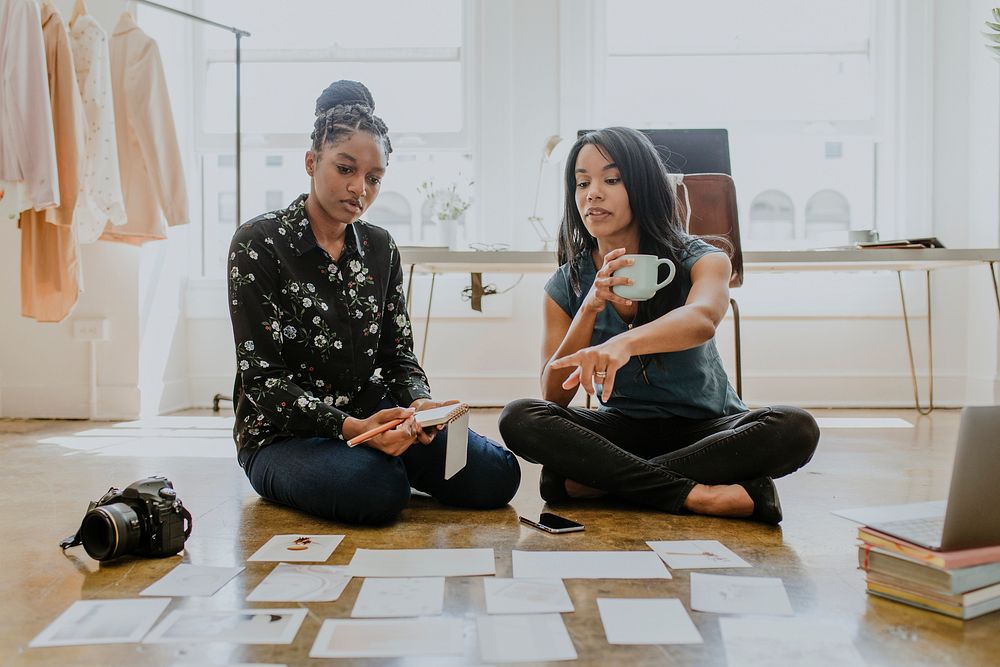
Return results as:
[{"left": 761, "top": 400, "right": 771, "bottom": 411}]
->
[
  {"left": 579, "top": 0, "right": 888, "bottom": 248},
  {"left": 194, "top": 0, "right": 475, "bottom": 276},
  {"left": 749, "top": 190, "right": 795, "bottom": 241},
  {"left": 805, "top": 189, "right": 852, "bottom": 239}
]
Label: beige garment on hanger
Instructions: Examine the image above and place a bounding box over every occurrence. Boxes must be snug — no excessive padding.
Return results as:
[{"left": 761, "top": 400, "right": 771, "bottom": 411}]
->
[
  {"left": 0, "top": 0, "right": 59, "bottom": 210},
  {"left": 20, "top": 1, "right": 85, "bottom": 323},
  {"left": 70, "top": 0, "right": 88, "bottom": 25},
  {"left": 102, "top": 11, "right": 189, "bottom": 245}
]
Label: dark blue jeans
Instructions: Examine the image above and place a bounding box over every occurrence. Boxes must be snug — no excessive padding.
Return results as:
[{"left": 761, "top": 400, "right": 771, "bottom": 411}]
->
[
  {"left": 244, "top": 404, "right": 521, "bottom": 525},
  {"left": 498, "top": 399, "right": 819, "bottom": 513}
]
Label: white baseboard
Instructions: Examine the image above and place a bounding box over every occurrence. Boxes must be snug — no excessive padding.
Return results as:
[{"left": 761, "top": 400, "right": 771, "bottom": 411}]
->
[
  {"left": 1, "top": 384, "right": 140, "bottom": 420},
  {"left": 98, "top": 385, "right": 141, "bottom": 420},
  {"left": 151, "top": 378, "right": 192, "bottom": 416},
  {"left": 740, "top": 371, "right": 968, "bottom": 408},
  {"left": 189, "top": 376, "right": 234, "bottom": 410},
  {"left": 963, "top": 373, "right": 1000, "bottom": 406},
  {"left": 185, "top": 370, "right": 977, "bottom": 410},
  {"left": 1, "top": 370, "right": 980, "bottom": 418}
]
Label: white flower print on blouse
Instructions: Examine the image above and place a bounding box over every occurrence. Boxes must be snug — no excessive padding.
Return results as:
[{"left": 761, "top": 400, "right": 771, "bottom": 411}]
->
[{"left": 227, "top": 195, "right": 431, "bottom": 456}]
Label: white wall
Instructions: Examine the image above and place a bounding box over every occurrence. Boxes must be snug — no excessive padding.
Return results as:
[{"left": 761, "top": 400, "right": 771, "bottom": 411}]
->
[
  {"left": 3, "top": 0, "right": 998, "bottom": 417},
  {"left": 962, "top": 0, "right": 1000, "bottom": 400},
  {"left": 135, "top": 0, "right": 196, "bottom": 416},
  {"left": 0, "top": 0, "right": 194, "bottom": 419},
  {"left": 180, "top": 0, "right": 1000, "bottom": 411}
]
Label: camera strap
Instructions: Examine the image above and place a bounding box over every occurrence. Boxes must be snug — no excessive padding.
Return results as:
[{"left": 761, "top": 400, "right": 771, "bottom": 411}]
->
[
  {"left": 59, "top": 530, "right": 83, "bottom": 550},
  {"left": 58, "top": 488, "right": 118, "bottom": 551}
]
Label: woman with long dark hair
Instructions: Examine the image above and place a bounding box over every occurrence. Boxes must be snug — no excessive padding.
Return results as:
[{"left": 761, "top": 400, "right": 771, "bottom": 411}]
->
[
  {"left": 227, "top": 80, "right": 520, "bottom": 525},
  {"left": 499, "top": 127, "right": 818, "bottom": 524}
]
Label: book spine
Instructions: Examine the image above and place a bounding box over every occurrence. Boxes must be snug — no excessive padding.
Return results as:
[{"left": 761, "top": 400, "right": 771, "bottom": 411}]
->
[
  {"left": 859, "top": 547, "right": 1000, "bottom": 594},
  {"left": 867, "top": 585, "right": 1000, "bottom": 620},
  {"left": 858, "top": 528, "right": 1000, "bottom": 568},
  {"left": 865, "top": 572, "right": 966, "bottom": 606},
  {"left": 858, "top": 547, "right": 953, "bottom": 592},
  {"left": 867, "top": 590, "right": 965, "bottom": 620},
  {"left": 857, "top": 535, "right": 948, "bottom": 568}
]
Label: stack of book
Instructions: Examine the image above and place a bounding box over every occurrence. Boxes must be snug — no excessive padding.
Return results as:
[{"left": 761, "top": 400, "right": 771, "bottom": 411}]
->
[{"left": 858, "top": 526, "right": 1000, "bottom": 620}]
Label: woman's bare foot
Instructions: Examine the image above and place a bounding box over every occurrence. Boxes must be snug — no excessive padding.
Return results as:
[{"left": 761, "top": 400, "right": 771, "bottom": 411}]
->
[
  {"left": 564, "top": 479, "right": 607, "bottom": 498},
  {"left": 683, "top": 483, "right": 754, "bottom": 517}
]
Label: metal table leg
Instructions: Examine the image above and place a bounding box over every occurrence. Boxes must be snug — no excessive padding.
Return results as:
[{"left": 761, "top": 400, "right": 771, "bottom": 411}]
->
[
  {"left": 406, "top": 264, "right": 415, "bottom": 316},
  {"left": 731, "top": 297, "right": 742, "bottom": 399},
  {"left": 989, "top": 261, "right": 1000, "bottom": 318},
  {"left": 420, "top": 273, "right": 437, "bottom": 366},
  {"left": 897, "top": 270, "right": 933, "bottom": 415}
]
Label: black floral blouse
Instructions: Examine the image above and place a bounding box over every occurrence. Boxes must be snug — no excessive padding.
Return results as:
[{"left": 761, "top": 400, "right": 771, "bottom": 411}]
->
[{"left": 227, "top": 194, "right": 431, "bottom": 465}]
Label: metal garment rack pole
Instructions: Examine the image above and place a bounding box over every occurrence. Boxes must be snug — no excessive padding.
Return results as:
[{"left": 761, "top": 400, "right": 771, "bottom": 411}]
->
[
  {"left": 133, "top": 1, "right": 249, "bottom": 411},
  {"left": 134, "top": 0, "right": 250, "bottom": 224}
]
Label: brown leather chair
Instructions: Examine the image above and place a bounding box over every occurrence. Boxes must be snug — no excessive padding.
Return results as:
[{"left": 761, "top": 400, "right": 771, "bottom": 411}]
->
[{"left": 674, "top": 173, "right": 744, "bottom": 397}]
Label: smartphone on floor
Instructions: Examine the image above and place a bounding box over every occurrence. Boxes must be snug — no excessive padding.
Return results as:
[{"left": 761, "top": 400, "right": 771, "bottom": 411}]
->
[{"left": 519, "top": 512, "right": 585, "bottom": 534}]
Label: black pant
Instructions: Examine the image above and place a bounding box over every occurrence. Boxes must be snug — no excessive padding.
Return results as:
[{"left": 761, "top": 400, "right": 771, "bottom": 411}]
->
[{"left": 498, "top": 399, "right": 819, "bottom": 514}]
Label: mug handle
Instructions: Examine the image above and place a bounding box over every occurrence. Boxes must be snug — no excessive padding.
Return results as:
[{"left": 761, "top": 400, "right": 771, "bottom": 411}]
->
[{"left": 655, "top": 258, "right": 676, "bottom": 290}]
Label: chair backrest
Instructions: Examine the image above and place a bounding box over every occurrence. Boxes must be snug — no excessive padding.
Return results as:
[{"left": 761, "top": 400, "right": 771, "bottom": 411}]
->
[
  {"left": 675, "top": 173, "right": 744, "bottom": 289},
  {"left": 642, "top": 129, "right": 732, "bottom": 175},
  {"left": 577, "top": 128, "right": 732, "bottom": 175}
]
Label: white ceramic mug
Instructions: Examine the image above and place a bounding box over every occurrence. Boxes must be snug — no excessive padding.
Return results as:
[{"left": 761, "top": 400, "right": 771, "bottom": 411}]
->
[
  {"left": 611, "top": 254, "right": 677, "bottom": 301},
  {"left": 848, "top": 229, "right": 879, "bottom": 244}
]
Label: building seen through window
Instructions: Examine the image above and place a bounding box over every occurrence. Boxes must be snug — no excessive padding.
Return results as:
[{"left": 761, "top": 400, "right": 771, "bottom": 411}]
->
[
  {"left": 805, "top": 189, "right": 851, "bottom": 239},
  {"left": 749, "top": 190, "right": 795, "bottom": 241}
]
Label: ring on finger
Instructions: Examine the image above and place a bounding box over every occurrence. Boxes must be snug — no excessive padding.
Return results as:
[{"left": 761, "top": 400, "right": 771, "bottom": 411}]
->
[{"left": 594, "top": 370, "right": 608, "bottom": 379}]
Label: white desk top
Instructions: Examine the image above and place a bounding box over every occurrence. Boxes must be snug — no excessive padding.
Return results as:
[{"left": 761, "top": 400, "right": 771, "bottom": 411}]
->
[{"left": 398, "top": 247, "right": 1000, "bottom": 274}]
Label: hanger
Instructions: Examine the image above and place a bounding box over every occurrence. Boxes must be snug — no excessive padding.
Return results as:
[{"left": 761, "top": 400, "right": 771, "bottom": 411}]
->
[{"left": 69, "top": 0, "right": 87, "bottom": 26}]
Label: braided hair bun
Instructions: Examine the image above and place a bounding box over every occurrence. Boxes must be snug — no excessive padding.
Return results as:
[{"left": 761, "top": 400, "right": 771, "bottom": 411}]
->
[
  {"left": 310, "top": 80, "right": 392, "bottom": 157},
  {"left": 315, "top": 80, "right": 375, "bottom": 116}
]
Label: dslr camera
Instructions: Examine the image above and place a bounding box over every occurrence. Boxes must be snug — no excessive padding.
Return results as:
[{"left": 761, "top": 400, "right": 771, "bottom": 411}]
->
[{"left": 60, "top": 476, "right": 192, "bottom": 561}]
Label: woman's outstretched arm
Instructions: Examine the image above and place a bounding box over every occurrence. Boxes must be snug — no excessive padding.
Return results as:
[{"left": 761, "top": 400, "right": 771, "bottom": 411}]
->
[
  {"left": 551, "top": 252, "right": 732, "bottom": 401},
  {"left": 540, "top": 294, "right": 592, "bottom": 405}
]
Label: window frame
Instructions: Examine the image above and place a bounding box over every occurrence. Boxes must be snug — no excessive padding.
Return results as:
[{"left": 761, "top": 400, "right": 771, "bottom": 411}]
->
[
  {"left": 559, "top": 0, "right": 915, "bottom": 249},
  {"left": 189, "top": 0, "right": 481, "bottom": 275}
]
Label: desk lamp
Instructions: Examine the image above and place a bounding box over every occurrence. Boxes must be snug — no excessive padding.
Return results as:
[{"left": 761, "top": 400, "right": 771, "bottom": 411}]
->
[{"left": 529, "top": 135, "right": 571, "bottom": 250}]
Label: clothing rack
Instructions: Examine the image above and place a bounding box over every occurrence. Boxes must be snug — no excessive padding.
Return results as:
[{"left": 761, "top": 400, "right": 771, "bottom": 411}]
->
[{"left": 134, "top": 0, "right": 250, "bottom": 225}]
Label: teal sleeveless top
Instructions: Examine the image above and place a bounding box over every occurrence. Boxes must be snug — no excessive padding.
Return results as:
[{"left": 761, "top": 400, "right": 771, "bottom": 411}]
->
[{"left": 544, "top": 238, "right": 746, "bottom": 419}]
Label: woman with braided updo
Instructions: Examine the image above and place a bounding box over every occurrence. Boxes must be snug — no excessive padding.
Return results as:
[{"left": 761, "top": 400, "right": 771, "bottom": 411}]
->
[{"left": 226, "top": 80, "right": 520, "bottom": 524}]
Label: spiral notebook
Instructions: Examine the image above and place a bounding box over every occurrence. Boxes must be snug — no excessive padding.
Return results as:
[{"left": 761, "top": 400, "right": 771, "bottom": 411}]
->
[
  {"left": 415, "top": 403, "right": 470, "bottom": 427},
  {"left": 418, "top": 404, "right": 470, "bottom": 480}
]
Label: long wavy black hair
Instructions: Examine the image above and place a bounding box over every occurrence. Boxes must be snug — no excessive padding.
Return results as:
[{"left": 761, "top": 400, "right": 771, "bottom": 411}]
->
[{"left": 558, "top": 127, "right": 692, "bottom": 325}]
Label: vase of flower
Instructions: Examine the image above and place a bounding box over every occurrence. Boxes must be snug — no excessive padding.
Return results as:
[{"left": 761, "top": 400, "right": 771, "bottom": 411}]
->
[{"left": 419, "top": 178, "right": 473, "bottom": 249}]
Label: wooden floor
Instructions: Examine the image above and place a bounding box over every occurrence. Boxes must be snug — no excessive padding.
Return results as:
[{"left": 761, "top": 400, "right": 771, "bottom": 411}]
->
[{"left": 2, "top": 408, "right": 997, "bottom": 666}]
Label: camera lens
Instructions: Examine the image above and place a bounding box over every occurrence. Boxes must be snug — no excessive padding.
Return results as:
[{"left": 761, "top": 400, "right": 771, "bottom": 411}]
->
[{"left": 80, "top": 502, "right": 141, "bottom": 561}]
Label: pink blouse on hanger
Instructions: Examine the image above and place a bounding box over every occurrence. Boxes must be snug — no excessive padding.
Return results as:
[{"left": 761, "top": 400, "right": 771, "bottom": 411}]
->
[
  {"left": 102, "top": 12, "right": 189, "bottom": 245},
  {"left": 20, "top": 1, "right": 86, "bottom": 323},
  {"left": 0, "top": 0, "right": 59, "bottom": 212}
]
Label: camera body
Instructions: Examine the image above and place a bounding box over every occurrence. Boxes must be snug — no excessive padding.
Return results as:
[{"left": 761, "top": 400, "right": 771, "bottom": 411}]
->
[{"left": 61, "top": 476, "right": 192, "bottom": 561}]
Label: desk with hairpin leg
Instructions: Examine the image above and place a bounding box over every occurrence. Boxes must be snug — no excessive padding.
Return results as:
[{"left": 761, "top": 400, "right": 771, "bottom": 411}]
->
[{"left": 398, "top": 247, "right": 1000, "bottom": 414}]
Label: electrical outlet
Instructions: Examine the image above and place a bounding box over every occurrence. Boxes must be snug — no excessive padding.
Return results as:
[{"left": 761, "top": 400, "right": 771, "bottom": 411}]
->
[{"left": 72, "top": 318, "right": 110, "bottom": 341}]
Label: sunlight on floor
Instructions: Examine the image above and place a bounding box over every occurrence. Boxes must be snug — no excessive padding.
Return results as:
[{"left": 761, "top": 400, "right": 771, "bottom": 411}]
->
[
  {"left": 39, "top": 416, "right": 235, "bottom": 458},
  {"left": 33, "top": 414, "right": 912, "bottom": 459},
  {"left": 814, "top": 418, "right": 912, "bottom": 429}
]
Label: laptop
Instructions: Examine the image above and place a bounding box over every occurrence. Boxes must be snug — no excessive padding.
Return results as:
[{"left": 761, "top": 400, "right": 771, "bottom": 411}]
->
[{"left": 868, "top": 406, "right": 1000, "bottom": 551}]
